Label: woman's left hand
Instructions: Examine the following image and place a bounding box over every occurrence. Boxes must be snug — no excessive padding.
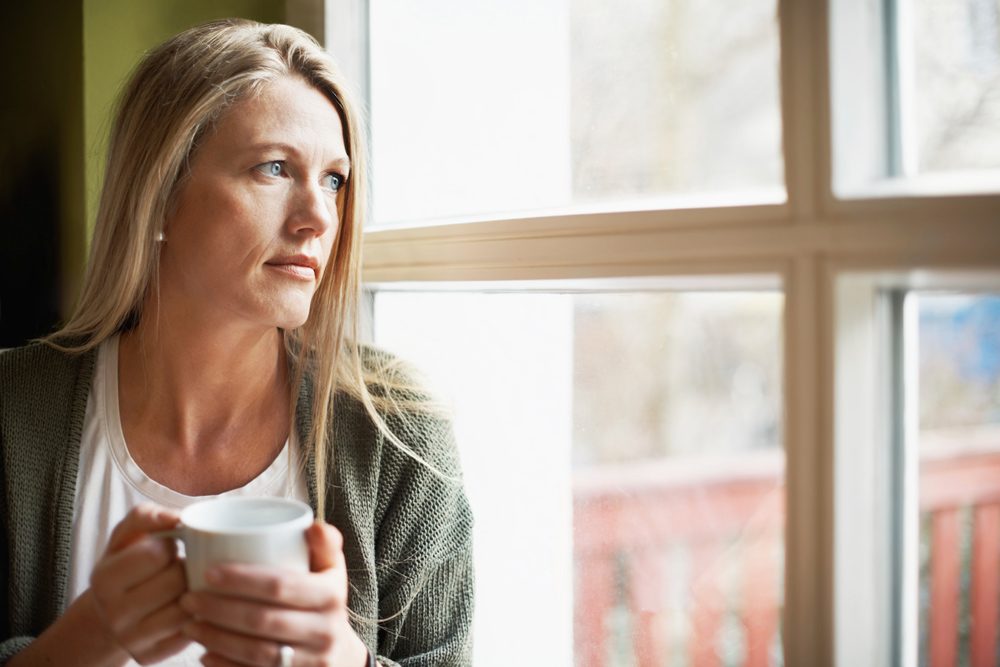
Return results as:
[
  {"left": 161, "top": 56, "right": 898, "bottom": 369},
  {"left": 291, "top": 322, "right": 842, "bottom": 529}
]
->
[{"left": 180, "top": 522, "right": 370, "bottom": 667}]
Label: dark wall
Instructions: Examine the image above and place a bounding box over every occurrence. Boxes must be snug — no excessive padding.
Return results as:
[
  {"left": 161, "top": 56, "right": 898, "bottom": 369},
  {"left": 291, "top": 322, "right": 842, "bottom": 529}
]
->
[
  {"left": 0, "top": 2, "right": 85, "bottom": 347},
  {"left": 0, "top": 0, "right": 286, "bottom": 348}
]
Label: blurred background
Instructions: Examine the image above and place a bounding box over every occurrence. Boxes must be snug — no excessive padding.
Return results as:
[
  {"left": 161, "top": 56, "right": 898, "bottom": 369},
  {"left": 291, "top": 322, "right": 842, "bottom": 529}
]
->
[
  {"left": 3, "top": 2, "right": 999, "bottom": 666},
  {"left": 0, "top": 1, "right": 283, "bottom": 348}
]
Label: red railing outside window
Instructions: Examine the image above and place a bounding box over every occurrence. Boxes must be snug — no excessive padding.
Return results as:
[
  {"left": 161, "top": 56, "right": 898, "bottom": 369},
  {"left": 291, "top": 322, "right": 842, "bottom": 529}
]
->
[
  {"left": 573, "top": 441, "right": 1000, "bottom": 667},
  {"left": 573, "top": 451, "right": 784, "bottom": 667}
]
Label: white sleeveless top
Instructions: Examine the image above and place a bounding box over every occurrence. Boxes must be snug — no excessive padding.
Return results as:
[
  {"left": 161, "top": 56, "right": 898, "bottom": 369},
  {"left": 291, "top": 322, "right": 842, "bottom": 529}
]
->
[{"left": 67, "top": 335, "right": 310, "bottom": 666}]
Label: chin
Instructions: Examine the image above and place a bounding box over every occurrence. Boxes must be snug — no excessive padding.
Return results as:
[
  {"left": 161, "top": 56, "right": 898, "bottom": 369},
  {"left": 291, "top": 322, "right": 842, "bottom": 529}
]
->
[
  {"left": 275, "top": 311, "right": 311, "bottom": 331},
  {"left": 258, "top": 292, "right": 314, "bottom": 331}
]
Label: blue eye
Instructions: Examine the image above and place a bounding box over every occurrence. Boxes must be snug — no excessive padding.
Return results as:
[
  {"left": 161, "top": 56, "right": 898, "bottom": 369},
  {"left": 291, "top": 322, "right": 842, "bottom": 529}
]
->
[
  {"left": 256, "top": 161, "right": 284, "bottom": 177},
  {"left": 323, "top": 173, "right": 345, "bottom": 192}
]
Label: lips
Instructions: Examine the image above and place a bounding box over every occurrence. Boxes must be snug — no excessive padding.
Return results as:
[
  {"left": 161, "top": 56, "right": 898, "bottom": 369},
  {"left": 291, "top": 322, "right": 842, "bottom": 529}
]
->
[{"left": 264, "top": 254, "right": 320, "bottom": 281}]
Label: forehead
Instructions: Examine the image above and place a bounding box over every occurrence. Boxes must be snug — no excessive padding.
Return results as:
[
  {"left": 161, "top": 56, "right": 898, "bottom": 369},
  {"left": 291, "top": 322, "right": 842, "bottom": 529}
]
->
[{"left": 201, "top": 76, "right": 349, "bottom": 163}]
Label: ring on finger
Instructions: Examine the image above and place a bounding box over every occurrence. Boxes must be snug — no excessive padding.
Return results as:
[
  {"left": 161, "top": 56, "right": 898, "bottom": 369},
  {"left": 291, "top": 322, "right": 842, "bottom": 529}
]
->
[{"left": 278, "top": 645, "right": 294, "bottom": 667}]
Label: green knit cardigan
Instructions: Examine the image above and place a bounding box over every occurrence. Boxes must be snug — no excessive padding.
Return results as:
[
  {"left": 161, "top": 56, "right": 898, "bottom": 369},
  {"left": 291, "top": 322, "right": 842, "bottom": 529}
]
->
[{"left": 0, "top": 341, "right": 474, "bottom": 666}]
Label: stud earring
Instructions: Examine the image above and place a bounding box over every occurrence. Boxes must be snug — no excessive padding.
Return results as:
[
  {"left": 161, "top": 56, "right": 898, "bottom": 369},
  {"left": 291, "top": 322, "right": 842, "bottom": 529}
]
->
[{"left": 155, "top": 231, "right": 165, "bottom": 242}]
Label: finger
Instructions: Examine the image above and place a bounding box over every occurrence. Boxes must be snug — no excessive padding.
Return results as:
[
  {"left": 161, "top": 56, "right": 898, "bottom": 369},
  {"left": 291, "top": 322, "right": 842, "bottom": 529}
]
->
[
  {"left": 119, "top": 600, "right": 190, "bottom": 654},
  {"left": 107, "top": 503, "right": 181, "bottom": 554},
  {"left": 184, "top": 620, "right": 301, "bottom": 667},
  {"left": 199, "top": 653, "right": 314, "bottom": 667},
  {"left": 134, "top": 632, "right": 194, "bottom": 666},
  {"left": 200, "top": 653, "right": 244, "bottom": 667},
  {"left": 181, "top": 594, "right": 332, "bottom": 651},
  {"left": 195, "top": 565, "right": 342, "bottom": 610},
  {"left": 200, "top": 654, "right": 237, "bottom": 667},
  {"left": 93, "top": 558, "right": 185, "bottom": 639},
  {"left": 307, "top": 522, "right": 345, "bottom": 573},
  {"left": 121, "top": 560, "right": 187, "bottom": 622},
  {"left": 200, "top": 652, "right": 289, "bottom": 667},
  {"left": 91, "top": 537, "right": 178, "bottom": 602}
]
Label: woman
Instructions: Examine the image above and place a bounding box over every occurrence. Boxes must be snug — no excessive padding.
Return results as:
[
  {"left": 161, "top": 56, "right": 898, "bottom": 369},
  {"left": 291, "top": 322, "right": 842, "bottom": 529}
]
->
[{"left": 0, "top": 19, "right": 473, "bottom": 667}]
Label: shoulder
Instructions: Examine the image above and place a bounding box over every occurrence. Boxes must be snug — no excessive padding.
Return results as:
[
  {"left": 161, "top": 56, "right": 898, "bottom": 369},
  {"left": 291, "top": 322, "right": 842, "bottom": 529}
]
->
[
  {"left": 0, "top": 337, "right": 95, "bottom": 383},
  {"left": 0, "top": 338, "right": 96, "bottom": 420},
  {"left": 315, "top": 343, "right": 463, "bottom": 483},
  {"left": 356, "top": 344, "right": 459, "bottom": 469},
  {"left": 357, "top": 344, "right": 433, "bottom": 399},
  {"left": 354, "top": 348, "right": 472, "bottom": 550},
  {"left": 1, "top": 338, "right": 87, "bottom": 382}
]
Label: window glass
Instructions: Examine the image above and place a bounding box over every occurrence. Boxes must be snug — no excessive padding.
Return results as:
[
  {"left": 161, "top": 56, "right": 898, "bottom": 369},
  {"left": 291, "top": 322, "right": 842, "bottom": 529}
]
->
[
  {"left": 915, "top": 293, "right": 1000, "bottom": 665},
  {"left": 369, "top": 0, "right": 784, "bottom": 226},
  {"left": 913, "top": 0, "right": 1000, "bottom": 173},
  {"left": 372, "top": 288, "right": 784, "bottom": 666}
]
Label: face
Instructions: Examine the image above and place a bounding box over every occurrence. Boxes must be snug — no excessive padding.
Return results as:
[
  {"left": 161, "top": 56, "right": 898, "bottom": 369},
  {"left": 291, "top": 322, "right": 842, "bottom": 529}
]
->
[{"left": 159, "top": 76, "right": 350, "bottom": 332}]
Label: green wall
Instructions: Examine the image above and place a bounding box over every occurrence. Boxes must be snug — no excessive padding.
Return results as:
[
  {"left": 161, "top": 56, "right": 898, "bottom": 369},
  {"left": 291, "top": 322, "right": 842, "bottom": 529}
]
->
[
  {"left": 83, "top": 0, "right": 285, "bottom": 241},
  {"left": 0, "top": 0, "right": 285, "bottom": 345}
]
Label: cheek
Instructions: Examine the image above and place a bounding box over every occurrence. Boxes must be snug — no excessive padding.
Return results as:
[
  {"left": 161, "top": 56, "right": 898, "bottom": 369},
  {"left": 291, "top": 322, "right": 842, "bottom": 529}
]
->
[
  {"left": 168, "top": 197, "right": 275, "bottom": 283},
  {"left": 203, "top": 188, "right": 276, "bottom": 242}
]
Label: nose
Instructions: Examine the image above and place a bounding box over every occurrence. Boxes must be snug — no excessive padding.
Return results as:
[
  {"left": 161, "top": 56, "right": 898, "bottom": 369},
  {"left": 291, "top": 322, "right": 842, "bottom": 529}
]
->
[{"left": 287, "top": 181, "right": 337, "bottom": 238}]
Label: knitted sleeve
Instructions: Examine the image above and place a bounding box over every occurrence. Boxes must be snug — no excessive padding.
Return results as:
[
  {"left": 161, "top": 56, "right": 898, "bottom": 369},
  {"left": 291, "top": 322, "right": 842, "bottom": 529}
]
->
[
  {"left": 0, "top": 402, "right": 36, "bottom": 662},
  {"left": 0, "top": 343, "right": 91, "bottom": 664},
  {"left": 371, "top": 408, "right": 475, "bottom": 667}
]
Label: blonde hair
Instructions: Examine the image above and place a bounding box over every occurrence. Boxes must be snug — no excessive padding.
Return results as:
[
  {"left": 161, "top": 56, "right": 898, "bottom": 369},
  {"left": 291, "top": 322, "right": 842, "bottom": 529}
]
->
[{"left": 49, "top": 19, "right": 443, "bottom": 518}]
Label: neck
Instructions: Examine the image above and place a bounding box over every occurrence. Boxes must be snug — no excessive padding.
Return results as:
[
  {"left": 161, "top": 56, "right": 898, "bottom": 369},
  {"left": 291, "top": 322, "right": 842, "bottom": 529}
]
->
[{"left": 118, "top": 304, "right": 290, "bottom": 459}]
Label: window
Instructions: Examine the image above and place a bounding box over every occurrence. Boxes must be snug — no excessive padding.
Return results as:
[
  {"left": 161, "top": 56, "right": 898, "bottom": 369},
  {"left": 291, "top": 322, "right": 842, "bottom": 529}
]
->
[
  {"left": 834, "top": 274, "right": 1000, "bottom": 667},
  {"left": 367, "top": 0, "right": 784, "bottom": 225},
  {"left": 911, "top": 0, "right": 1000, "bottom": 176},
  {"left": 372, "top": 286, "right": 785, "bottom": 665},
  {"left": 307, "top": 0, "right": 1000, "bottom": 664},
  {"left": 831, "top": 0, "right": 1000, "bottom": 196},
  {"left": 912, "top": 291, "right": 999, "bottom": 666}
]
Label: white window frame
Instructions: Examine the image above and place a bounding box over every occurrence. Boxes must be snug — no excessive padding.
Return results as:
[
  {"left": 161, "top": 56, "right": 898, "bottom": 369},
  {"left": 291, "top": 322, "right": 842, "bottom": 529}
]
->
[
  {"left": 294, "top": 0, "right": 1000, "bottom": 664},
  {"left": 834, "top": 270, "right": 1000, "bottom": 667}
]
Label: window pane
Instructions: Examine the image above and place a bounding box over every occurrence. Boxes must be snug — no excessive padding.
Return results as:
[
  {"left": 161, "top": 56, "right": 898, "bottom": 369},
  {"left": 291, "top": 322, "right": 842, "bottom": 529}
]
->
[
  {"left": 914, "top": 0, "right": 1000, "bottom": 172},
  {"left": 915, "top": 293, "right": 1000, "bottom": 665},
  {"left": 369, "top": 0, "right": 784, "bottom": 225},
  {"left": 373, "top": 289, "right": 785, "bottom": 666}
]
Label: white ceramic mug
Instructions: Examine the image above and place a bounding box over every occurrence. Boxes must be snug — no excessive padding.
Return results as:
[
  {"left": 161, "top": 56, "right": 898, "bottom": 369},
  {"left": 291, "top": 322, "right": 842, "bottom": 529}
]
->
[{"left": 160, "top": 497, "right": 314, "bottom": 591}]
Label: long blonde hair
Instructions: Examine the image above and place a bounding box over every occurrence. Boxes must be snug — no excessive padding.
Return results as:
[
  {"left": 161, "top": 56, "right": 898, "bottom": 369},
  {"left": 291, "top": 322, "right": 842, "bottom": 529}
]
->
[{"left": 48, "top": 19, "right": 442, "bottom": 518}]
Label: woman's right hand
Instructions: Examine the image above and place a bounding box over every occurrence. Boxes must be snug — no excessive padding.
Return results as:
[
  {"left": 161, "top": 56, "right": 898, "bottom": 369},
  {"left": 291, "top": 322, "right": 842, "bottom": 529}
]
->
[{"left": 88, "top": 503, "right": 192, "bottom": 665}]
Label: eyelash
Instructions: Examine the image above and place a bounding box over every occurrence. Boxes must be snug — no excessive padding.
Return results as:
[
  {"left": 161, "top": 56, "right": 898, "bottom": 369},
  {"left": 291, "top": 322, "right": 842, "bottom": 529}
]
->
[{"left": 255, "top": 161, "right": 347, "bottom": 193}]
